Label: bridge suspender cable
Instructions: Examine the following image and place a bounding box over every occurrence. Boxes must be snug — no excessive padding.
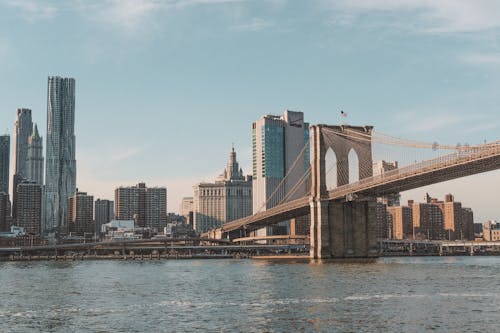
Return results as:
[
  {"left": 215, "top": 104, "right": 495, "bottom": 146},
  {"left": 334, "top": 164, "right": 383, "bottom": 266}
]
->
[{"left": 256, "top": 142, "right": 310, "bottom": 213}]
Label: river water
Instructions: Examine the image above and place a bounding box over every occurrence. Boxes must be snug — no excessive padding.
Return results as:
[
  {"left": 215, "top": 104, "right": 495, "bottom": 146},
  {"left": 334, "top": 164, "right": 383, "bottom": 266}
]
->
[{"left": 1, "top": 256, "right": 500, "bottom": 332}]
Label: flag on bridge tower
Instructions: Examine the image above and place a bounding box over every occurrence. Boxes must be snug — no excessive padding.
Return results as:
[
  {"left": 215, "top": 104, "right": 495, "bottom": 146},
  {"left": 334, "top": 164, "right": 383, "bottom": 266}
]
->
[{"left": 341, "top": 110, "right": 347, "bottom": 117}]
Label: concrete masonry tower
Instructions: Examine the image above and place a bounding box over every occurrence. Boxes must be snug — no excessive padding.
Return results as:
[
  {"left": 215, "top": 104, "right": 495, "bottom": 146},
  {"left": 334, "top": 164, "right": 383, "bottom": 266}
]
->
[
  {"left": 27, "top": 124, "right": 44, "bottom": 186},
  {"left": 309, "top": 125, "right": 378, "bottom": 259}
]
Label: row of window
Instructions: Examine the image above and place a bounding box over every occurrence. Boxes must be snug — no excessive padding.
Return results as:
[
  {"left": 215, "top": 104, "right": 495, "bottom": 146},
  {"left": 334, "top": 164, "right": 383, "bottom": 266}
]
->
[{"left": 199, "top": 188, "right": 251, "bottom": 196}]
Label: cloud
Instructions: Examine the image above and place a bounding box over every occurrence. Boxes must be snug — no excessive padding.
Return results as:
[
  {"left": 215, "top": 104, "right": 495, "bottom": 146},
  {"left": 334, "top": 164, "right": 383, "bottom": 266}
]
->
[
  {"left": 174, "top": 0, "right": 244, "bottom": 8},
  {"left": 322, "top": 0, "right": 500, "bottom": 34},
  {"left": 3, "top": 0, "right": 58, "bottom": 21},
  {"left": 266, "top": 0, "right": 287, "bottom": 9},
  {"left": 394, "top": 109, "right": 484, "bottom": 134},
  {"left": 230, "top": 17, "right": 274, "bottom": 32},
  {"left": 0, "top": 38, "right": 11, "bottom": 58},
  {"left": 77, "top": 144, "right": 149, "bottom": 174},
  {"left": 110, "top": 146, "right": 147, "bottom": 162},
  {"left": 74, "top": 0, "right": 163, "bottom": 32},
  {"left": 463, "top": 122, "right": 500, "bottom": 134},
  {"left": 72, "top": 0, "right": 244, "bottom": 32},
  {"left": 459, "top": 53, "right": 500, "bottom": 66},
  {"left": 1, "top": 0, "right": 245, "bottom": 32}
]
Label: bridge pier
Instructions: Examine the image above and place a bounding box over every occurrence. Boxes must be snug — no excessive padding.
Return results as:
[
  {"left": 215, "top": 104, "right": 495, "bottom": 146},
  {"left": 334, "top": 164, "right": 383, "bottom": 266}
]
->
[
  {"left": 310, "top": 199, "right": 330, "bottom": 258},
  {"left": 310, "top": 197, "right": 379, "bottom": 259}
]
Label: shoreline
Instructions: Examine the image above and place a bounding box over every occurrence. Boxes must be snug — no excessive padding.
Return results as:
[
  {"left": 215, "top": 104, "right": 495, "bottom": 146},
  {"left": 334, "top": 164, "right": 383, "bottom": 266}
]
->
[{"left": 3, "top": 253, "right": 500, "bottom": 262}]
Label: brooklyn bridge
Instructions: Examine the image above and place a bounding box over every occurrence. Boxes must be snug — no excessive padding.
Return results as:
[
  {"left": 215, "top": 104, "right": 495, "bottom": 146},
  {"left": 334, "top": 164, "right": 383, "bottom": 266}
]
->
[{"left": 204, "top": 124, "right": 500, "bottom": 259}]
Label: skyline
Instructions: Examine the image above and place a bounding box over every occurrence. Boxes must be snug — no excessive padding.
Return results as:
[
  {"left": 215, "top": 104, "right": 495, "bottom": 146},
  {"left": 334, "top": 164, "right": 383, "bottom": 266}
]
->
[{"left": 0, "top": 0, "right": 499, "bottom": 221}]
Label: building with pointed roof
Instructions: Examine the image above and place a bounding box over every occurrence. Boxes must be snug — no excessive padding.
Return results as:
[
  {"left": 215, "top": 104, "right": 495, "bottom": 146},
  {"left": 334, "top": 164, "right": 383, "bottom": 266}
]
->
[
  {"left": 27, "top": 124, "right": 44, "bottom": 186},
  {"left": 193, "top": 147, "right": 252, "bottom": 234}
]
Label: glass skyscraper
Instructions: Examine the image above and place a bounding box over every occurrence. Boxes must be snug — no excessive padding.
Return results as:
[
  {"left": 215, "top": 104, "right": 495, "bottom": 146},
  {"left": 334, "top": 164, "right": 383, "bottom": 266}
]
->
[
  {"left": 0, "top": 135, "right": 9, "bottom": 195},
  {"left": 252, "top": 110, "right": 310, "bottom": 236},
  {"left": 44, "top": 76, "right": 76, "bottom": 235},
  {"left": 13, "top": 108, "right": 33, "bottom": 179}
]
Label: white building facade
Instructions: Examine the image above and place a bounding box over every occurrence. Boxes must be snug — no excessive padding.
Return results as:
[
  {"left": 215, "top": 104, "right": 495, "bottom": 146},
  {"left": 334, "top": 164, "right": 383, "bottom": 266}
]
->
[{"left": 193, "top": 147, "right": 252, "bottom": 234}]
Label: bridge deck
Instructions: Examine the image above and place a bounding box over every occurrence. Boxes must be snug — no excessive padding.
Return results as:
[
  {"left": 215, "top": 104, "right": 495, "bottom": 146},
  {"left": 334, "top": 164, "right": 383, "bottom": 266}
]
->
[{"left": 211, "top": 144, "right": 500, "bottom": 236}]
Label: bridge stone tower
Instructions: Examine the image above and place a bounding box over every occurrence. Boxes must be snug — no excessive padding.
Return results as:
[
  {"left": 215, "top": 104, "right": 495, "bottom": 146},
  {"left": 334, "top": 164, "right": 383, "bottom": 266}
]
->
[{"left": 309, "top": 125, "right": 379, "bottom": 259}]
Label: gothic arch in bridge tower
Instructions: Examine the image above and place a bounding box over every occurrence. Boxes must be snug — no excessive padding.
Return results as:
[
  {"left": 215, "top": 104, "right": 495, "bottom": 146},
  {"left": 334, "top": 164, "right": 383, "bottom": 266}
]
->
[
  {"left": 348, "top": 148, "right": 360, "bottom": 184},
  {"left": 325, "top": 148, "right": 337, "bottom": 190},
  {"left": 313, "top": 125, "right": 374, "bottom": 194}
]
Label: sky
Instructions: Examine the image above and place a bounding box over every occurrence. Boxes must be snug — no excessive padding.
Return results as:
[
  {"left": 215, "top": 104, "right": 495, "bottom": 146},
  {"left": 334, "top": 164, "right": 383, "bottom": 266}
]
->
[{"left": 0, "top": 0, "right": 499, "bottom": 221}]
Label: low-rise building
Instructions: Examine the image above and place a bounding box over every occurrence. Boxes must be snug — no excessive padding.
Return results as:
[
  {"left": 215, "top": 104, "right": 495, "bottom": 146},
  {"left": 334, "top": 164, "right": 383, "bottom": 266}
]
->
[
  {"left": 68, "top": 191, "right": 94, "bottom": 236},
  {"left": 483, "top": 220, "right": 500, "bottom": 241},
  {"left": 101, "top": 220, "right": 140, "bottom": 241}
]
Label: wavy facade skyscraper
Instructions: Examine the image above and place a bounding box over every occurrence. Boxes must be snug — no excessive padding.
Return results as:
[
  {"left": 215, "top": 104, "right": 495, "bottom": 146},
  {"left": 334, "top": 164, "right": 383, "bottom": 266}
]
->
[{"left": 44, "top": 76, "right": 76, "bottom": 235}]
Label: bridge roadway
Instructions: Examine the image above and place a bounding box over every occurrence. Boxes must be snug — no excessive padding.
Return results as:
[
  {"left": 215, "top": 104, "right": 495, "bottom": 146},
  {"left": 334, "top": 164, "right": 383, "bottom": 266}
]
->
[
  {"left": 233, "top": 235, "right": 309, "bottom": 243},
  {"left": 211, "top": 143, "right": 500, "bottom": 236}
]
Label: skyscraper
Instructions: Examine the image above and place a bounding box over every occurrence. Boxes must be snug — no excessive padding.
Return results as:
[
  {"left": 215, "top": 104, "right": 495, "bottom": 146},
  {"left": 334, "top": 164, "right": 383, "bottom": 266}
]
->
[
  {"left": 0, "top": 135, "right": 10, "bottom": 195},
  {"left": 44, "top": 76, "right": 76, "bottom": 235},
  {"left": 115, "top": 185, "right": 140, "bottom": 222},
  {"left": 13, "top": 108, "right": 33, "bottom": 178},
  {"left": 146, "top": 188, "right": 167, "bottom": 230},
  {"left": 12, "top": 111, "right": 43, "bottom": 222},
  {"left": 26, "top": 124, "right": 44, "bottom": 186},
  {"left": 0, "top": 192, "right": 10, "bottom": 232},
  {"left": 115, "top": 183, "right": 167, "bottom": 230},
  {"left": 252, "top": 110, "right": 309, "bottom": 236}
]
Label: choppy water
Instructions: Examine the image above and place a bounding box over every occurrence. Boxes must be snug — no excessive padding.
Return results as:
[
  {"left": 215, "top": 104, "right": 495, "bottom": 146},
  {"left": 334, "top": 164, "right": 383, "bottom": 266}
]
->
[{"left": 1, "top": 257, "right": 500, "bottom": 332}]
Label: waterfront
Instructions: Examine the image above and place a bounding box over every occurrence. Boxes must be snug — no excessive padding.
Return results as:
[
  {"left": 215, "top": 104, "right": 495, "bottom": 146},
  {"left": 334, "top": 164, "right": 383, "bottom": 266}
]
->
[
  {"left": 0, "top": 257, "right": 500, "bottom": 332},
  {"left": 1, "top": 257, "right": 500, "bottom": 332}
]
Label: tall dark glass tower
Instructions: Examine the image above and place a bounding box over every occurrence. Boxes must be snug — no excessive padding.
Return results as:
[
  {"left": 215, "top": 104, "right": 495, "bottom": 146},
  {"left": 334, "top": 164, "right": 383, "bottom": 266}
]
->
[
  {"left": 0, "top": 135, "right": 9, "bottom": 195},
  {"left": 13, "top": 108, "right": 33, "bottom": 178},
  {"left": 44, "top": 76, "right": 76, "bottom": 235},
  {"left": 12, "top": 108, "right": 33, "bottom": 220}
]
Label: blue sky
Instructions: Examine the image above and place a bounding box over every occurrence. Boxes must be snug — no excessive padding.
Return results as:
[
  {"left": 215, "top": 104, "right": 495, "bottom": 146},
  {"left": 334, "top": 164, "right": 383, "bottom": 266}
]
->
[{"left": 0, "top": 0, "right": 499, "bottom": 221}]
